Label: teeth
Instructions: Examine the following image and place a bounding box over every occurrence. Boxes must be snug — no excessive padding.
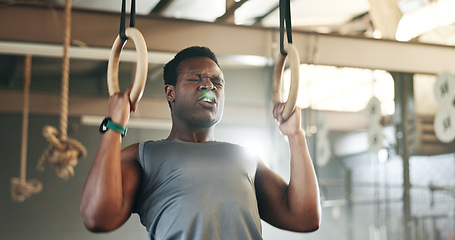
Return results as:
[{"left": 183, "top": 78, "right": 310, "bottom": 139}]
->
[
  {"left": 200, "top": 91, "right": 215, "bottom": 104},
  {"left": 201, "top": 97, "right": 213, "bottom": 103}
]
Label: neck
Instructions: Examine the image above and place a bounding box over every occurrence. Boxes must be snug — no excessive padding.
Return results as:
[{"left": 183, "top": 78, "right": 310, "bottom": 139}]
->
[{"left": 166, "top": 124, "right": 215, "bottom": 142}]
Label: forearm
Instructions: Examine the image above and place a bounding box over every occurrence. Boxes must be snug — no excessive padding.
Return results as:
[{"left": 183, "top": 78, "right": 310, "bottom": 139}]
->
[
  {"left": 286, "top": 130, "right": 321, "bottom": 223},
  {"left": 80, "top": 131, "right": 125, "bottom": 229}
]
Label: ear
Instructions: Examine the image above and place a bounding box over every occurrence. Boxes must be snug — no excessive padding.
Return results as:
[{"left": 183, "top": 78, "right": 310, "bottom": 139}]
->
[{"left": 165, "top": 85, "right": 175, "bottom": 102}]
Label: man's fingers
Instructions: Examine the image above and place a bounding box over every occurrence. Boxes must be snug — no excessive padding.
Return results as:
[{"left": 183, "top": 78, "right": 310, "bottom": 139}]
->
[
  {"left": 121, "top": 88, "right": 132, "bottom": 98},
  {"left": 273, "top": 103, "right": 286, "bottom": 122},
  {"left": 121, "top": 88, "right": 137, "bottom": 112}
]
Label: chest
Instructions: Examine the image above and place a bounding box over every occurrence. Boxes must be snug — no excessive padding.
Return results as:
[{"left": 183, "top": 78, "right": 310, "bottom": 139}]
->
[{"left": 149, "top": 147, "right": 256, "bottom": 195}]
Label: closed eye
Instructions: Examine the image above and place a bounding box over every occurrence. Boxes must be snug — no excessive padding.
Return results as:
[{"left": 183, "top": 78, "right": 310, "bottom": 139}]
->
[
  {"left": 213, "top": 82, "right": 224, "bottom": 88},
  {"left": 211, "top": 78, "right": 224, "bottom": 87}
]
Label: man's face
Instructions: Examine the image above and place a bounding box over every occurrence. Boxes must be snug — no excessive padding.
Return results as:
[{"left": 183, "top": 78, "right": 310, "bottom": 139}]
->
[{"left": 167, "top": 56, "right": 225, "bottom": 128}]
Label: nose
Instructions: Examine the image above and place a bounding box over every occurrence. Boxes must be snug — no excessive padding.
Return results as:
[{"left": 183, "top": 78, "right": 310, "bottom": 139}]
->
[{"left": 198, "top": 78, "right": 215, "bottom": 91}]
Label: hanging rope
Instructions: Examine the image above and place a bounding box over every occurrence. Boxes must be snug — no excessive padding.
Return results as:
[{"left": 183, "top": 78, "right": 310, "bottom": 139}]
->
[
  {"left": 272, "top": 0, "right": 300, "bottom": 121},
  {"left": 20, "top": 56, "right": 31, "bottom": 183},
  {"left": 37, "top": 0, "right": 87, "bottom": 180},
  {"left": 11, "top": 55, "right": 43, "bottom": 202},
  {"left": 59, "top": 0, "right": 72, "bottom": 140}
]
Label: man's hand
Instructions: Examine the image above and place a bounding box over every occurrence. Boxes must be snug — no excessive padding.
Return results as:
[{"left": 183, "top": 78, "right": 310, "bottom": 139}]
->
[
  {"left": 108, "top": 88, "right": 135, "bottom": 126},
  {"left": 273, "top": 103, "right": 303, "bottom": 137}
]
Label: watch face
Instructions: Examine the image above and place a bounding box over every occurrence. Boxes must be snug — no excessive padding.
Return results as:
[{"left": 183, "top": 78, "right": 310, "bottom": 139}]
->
[{"left": 99, "top": 118, "right": 109, "bottom": 133}]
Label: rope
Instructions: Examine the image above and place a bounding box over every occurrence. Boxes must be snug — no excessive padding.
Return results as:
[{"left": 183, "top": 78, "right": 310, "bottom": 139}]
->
[
  {"left": 37, "top": 126, "right": 87, "bottom": 179},
  {"left": 37, "top": 0, "right": 87, "bottom": 180},
  {"left": 11, "top": 178, "right": 43, "bottom": 202},
  {"left": 20, "top": 55, "right": 31, "bottom": 182},
  {"left": 59, "top": 0, "right": 72, "bottom": 140},
  {"left": 11, "top": 55, "right": 43, "bottom": 202}
]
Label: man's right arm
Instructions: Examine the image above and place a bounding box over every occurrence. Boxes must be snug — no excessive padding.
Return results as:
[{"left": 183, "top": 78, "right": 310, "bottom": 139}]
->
[{"left": 80, "top": 89, "right": 142, "bottom": 232}]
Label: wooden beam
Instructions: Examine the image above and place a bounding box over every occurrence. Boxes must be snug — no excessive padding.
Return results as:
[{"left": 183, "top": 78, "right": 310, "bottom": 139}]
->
[
  {"left": 252, "top": 3, "right": 279, "bottom": 25},
  {"left": 368, "top": 0, "right": 402, "bottom": 39},
  {"left": 216, "top": 0, "right": 249, "bottom": 23},
  {"left": 150, "top": 0, "right": 174, "bottom": 14},
  {"left": 1, "top": 4, "right": 455, "bottom": 74}
]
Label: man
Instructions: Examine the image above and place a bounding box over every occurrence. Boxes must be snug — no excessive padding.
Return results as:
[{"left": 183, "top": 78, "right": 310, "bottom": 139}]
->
[{"left": 80, "top": 46, "right": 321, "bottom": 239}]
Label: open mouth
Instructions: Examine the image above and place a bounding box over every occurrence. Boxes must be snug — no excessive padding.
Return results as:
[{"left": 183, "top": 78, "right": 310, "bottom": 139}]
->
[{"left": 199, "top": 91, "right": 216, "bottom": 104}]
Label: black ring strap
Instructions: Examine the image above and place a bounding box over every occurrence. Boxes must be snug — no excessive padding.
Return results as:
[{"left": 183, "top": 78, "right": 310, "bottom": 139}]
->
[
  {"left": 120, "top": 0, "right": 136, "bottom": 41},
  {"left": 279, "top": 0, "right": 293, "bottom": 56}
]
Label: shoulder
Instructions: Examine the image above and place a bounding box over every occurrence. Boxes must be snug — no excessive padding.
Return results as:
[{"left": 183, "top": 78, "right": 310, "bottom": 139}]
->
[
  {"left": 122, "top": 140, "right": 164, "bottom": 159},
  {"left": 121, "top": 143, "right": 140, "bottom": 163}
]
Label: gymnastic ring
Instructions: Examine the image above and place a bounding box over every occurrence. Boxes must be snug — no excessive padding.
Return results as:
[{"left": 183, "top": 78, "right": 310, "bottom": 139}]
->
[
  {"left": 272, "top": 43, "right": 300, "bottom": 121},
  {"left": 107, "top": 27, "right": 148, "bottom": 107}
]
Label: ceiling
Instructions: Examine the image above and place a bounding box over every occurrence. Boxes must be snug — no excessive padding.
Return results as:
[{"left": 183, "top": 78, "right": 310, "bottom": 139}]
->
[
  {"left": 68, "top": 0, "right": 371, "bottom": 30},
  {"left": 0, "top": 0, "right": 452, "bottom": 68},
  {"left": 37, "top": 0, "right": 450, "bottom": 43},
  {"left": 0, "top": 0, "right": 449, "bottom": 49}
]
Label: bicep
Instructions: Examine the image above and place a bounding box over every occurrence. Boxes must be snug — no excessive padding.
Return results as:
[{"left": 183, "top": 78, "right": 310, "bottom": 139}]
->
[
  {"left": 254, "top": 162, "right": 302, "bottom": 231},
  {"left": 81, "top": 143, "right": 142, "bottom": 232},
  {"left": 118, "top": 144, "right": 143, "bottom": 223},
  {"left": 255, "top": 162, "right": 288, "bottom": 223}
]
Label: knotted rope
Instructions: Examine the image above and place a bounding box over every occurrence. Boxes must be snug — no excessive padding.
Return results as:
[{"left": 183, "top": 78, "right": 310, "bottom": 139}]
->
[
  {"left": 37, "top": 0, "right": 86, "bottom": 180},
  {"left": 11, "top": 55, "right": 43, "bottom": 202},
  {"left": 37, "top": 126, "right": 86, "bottom": 179}
]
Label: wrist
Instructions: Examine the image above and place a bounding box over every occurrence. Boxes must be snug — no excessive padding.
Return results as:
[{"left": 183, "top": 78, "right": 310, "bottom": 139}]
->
[
  {"left": 286, "top": 128, "right": 306, "bottom": 140},
  {"left": 108, "top": 113, "right": 128, "bottom": 126},
  {"left": 99, "top": 117, "right": 127, "bottom": 137}
]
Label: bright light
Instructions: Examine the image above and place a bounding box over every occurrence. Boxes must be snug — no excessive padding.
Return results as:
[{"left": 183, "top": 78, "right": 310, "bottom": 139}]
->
[
  {"left": 240, "top": 141, "right": 270, "bottom": 167},
  {"left": 396, "top": 0, "right": 455, "bottom": 41},
  {"left": 242, "top": 141, "right": 263, "bottom": 158},
  {"left": 282, "top": 65, "right": 395, "bottom": 115},
  {"left": 377, "top": 148, "right": 389, "bottom": 164}
]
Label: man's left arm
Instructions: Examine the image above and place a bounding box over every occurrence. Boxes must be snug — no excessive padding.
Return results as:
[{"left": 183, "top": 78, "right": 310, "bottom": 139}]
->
[{"left": 255, "top": 104, "right": 321, "bottom": 232}]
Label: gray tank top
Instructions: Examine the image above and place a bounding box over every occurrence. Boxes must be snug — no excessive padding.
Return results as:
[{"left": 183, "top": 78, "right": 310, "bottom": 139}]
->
[{"left": 134, "top": 139, "right": 262, "bottom": 240}]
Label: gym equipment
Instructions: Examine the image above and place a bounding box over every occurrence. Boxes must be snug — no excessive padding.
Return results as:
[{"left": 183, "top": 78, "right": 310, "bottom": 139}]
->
[
  {"left": 11, "top": 55, "right": 43, "bottom": 202},
  {"left": 272, "top": 0, "right": 300, "bottom": 121},
  {"left": 37, "top": 0, "right": 87, "bottom": 180},
  {"left": 107, "top": 0, "right": 148, "bottom": 108},
  {"left": 433, "top": 71, "right": 455, "bottom": 143},
  {"left": 366, "top": 97, "right": 383, "bottom": 152}
]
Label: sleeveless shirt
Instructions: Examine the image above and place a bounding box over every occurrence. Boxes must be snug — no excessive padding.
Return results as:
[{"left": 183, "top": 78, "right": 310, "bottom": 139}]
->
[{"left": 134, "top": 139, "right": 263, "bottom": 240}]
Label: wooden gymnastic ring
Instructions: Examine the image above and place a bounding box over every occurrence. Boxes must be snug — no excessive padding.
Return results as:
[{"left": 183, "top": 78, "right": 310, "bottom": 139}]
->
[
  {"left": 273, "top": 43, "right": 300, "bottom": 120},
  {"left": 107, "top": 27, "right": 148, "bottom": 107}
]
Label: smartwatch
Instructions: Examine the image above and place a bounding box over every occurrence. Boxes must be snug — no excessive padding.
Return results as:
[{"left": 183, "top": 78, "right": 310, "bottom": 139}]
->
[{"left": 99, "top": 117, "right": 127, "bottom": 137}]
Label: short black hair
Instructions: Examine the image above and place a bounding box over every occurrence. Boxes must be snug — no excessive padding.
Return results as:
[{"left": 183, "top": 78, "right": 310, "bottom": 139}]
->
[{"left": 163, "top": 46, "right": 219, "bottom": 86}]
